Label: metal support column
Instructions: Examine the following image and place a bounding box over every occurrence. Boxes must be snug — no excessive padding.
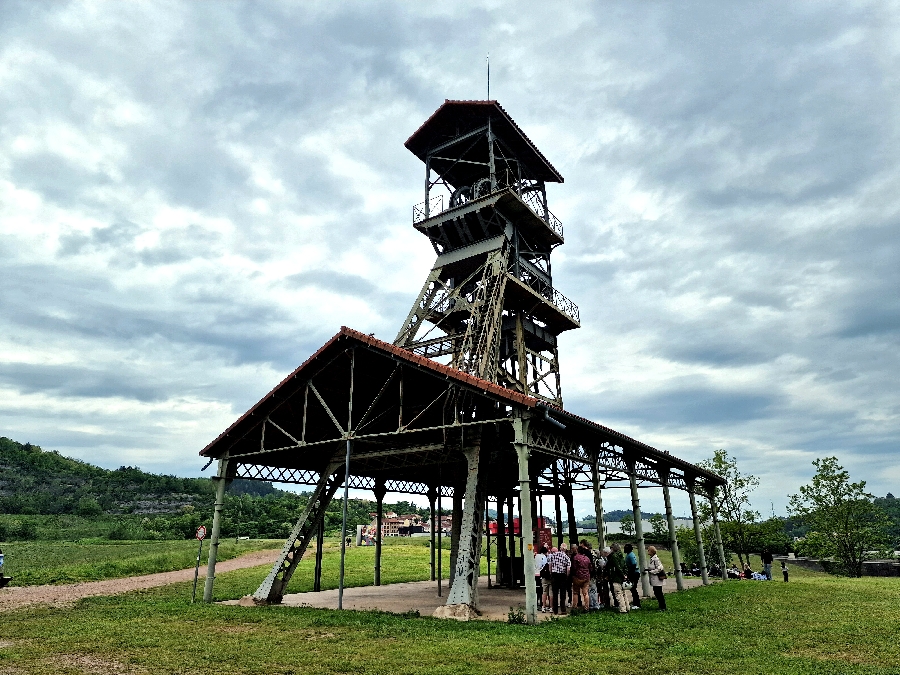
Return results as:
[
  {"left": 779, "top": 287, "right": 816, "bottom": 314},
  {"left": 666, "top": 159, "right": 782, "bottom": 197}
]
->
[
  {"left": 688, "top": 487, "right": 709, "bottom": 586},
  {"left": 512, "top": 417, "right": 537, "bottom": 625},
  {"left": 337, "top": 348, "right": 356, "bottom": 610},
  {"left": 428, "top": 486, "right": 437, "bottom": 582},
  {"left": 506, "top": 494, "right": 516, "bottom": 587},
  {"left": 373, "top": 479, "right": 386, "bottom": 586},
  {"left": 485, "top": 500, "right": 492, "bottom": 589},
  {"left": 203, "top": 457, "right": 230, "bottom": 603},
  {"left": 337, "top": 439, "right": 352, "bottom": 609},
  {"left": 662, "top": 477, "right": 684, "bottom": 591},
  {"left": 709, "top": 486, "right": 728, "bottom": 581},
  {"left": 552, "top": 463, "right": 563, "bottom": 547},
  {"left": 591, "top": 460, "right": 606, "bottom": 550},
  {"left": 629, "top": 470, "right": 651, "bottom": 598},
  {"left": 564, "top": 483, "right": 577, "bottom": 545},
  {"left": 313, "top": 517, "right": 324, "bottom": 592}
]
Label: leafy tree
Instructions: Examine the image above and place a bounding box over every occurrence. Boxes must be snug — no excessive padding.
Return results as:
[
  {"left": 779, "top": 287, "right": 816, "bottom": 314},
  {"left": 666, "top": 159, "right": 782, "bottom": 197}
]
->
[
  {"left": 649, "top": 513, "right": 668, "bottom": 541},
  {"left": 698, "top": 449, "right": 759, "bottom": 566},
  {"left": 620, "top": 513, "right": 635, "bottom": 537},
  {"left": 788, "top": 457, "right": 890, "bottom": 577},
  {"left": 76, "top": 497, "right": 102, "bottom": 518}
]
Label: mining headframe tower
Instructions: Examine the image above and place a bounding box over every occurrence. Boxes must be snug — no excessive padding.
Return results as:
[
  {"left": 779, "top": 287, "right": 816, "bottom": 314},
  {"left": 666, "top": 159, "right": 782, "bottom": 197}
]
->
[{"left": 199, "top": 100, "right": 727, "bottom": 624}]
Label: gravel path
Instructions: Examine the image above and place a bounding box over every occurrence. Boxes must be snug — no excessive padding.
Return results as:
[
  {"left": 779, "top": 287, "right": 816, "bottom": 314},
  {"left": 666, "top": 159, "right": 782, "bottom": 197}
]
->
[{"left": 0, "top": 549, "right": 279, "bottom": 613}]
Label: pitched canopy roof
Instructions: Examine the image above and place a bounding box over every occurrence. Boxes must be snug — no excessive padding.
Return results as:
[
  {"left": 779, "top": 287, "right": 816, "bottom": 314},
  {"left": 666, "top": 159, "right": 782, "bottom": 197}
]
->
[{"left": 405, "top": 100, "right": 564, "bottom": 185}]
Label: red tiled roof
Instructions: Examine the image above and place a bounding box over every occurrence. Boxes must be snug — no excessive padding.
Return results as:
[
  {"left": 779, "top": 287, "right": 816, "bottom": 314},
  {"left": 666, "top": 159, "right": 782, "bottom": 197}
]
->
[{"left": 200, "top": 326, "right": 539, "bottom": 457}]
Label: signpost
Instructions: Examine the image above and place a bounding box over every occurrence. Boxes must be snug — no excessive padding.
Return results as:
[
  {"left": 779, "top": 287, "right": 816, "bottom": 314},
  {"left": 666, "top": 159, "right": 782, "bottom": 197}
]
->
[{"left": 191, "top": 525, "right": 207, "bottom": 603}]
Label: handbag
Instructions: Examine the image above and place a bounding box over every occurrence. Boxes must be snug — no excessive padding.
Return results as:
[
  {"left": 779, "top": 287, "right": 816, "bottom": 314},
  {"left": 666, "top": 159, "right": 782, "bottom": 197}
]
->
[{"left": 658, "top": 569, "right": 668, "bottom": 580}]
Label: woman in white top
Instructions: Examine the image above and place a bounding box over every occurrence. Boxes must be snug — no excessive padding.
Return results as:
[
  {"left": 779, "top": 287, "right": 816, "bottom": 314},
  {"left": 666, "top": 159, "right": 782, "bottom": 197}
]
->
[
  {"left": 646, "top": 545, "right": 667, "bottom": 611},
  {"left": 534, "top": 545, "right": 552, "bottom": 612}
]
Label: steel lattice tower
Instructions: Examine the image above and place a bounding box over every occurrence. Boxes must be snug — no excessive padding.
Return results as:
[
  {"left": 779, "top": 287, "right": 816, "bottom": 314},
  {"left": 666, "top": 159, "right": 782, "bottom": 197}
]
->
[{"left": 394, "top": 100, "right": 579, "bottom": 406}]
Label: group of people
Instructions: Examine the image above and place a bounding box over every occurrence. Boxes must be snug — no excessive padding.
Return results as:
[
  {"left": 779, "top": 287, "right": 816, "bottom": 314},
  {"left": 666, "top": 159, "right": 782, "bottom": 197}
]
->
[
  {"left": 533, "top": 540, "right": 668, "bottom": 615},
  {"left": 726, "top": 557, "right": 789, "bottom": 582}
]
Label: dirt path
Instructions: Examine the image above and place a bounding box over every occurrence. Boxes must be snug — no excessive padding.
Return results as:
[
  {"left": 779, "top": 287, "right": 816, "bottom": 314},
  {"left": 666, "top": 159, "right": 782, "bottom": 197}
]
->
[{"left": 0, "top": 549, "right": 279, "bottom": 613}]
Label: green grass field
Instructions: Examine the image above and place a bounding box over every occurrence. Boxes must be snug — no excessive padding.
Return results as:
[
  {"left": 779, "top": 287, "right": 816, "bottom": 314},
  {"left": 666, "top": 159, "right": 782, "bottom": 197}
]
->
[
  {"left": 1, "top": 541, "right": 899, "bottom": 674},
  {"left": 0, "top": 539, "right": 278, "bottom": 586}
]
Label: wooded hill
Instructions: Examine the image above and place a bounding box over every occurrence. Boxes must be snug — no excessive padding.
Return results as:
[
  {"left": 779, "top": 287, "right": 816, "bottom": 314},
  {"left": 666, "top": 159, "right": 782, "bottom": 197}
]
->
[{"left": 0, "top": 436, "right": 432, "bottom": 541}]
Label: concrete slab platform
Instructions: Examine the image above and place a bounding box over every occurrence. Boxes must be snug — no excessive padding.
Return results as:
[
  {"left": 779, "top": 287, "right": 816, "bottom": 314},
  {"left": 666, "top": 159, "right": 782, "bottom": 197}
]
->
[{"left": 223, "top": 575, "right": 710, "bottom": 622}]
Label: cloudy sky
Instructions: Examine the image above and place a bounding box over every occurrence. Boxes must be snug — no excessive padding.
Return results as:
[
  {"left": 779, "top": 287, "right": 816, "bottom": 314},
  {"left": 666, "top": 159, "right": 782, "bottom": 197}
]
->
[{"left": 1, "top": 1, "right": 897, "bottom": 519}]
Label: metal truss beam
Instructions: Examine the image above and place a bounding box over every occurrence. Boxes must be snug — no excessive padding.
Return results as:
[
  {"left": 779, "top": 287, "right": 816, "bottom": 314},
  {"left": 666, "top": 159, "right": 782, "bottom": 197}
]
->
[{"left": 234, "top": 462, "right": 454, "bottom": 497}]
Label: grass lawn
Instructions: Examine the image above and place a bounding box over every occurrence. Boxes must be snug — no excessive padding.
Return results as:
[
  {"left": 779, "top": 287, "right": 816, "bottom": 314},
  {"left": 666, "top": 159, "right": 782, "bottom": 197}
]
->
[
  {"left": 0, "top": 539, "right": 279, "bottom": 586},
  {"left": 1, "top": 543, "right": 899, "bottom": 674}
]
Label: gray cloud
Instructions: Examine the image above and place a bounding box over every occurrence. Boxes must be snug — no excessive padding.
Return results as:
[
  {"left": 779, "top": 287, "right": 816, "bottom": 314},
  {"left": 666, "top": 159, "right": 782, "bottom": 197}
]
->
[{"left": 0, "top": 0, "right": 897, "bottom": 511}]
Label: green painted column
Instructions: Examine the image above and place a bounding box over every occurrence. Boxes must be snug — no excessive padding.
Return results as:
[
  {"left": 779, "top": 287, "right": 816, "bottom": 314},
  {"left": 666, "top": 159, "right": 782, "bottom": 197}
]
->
[{"left": 203, "top": 458, "right": 230, "bottom": 603}]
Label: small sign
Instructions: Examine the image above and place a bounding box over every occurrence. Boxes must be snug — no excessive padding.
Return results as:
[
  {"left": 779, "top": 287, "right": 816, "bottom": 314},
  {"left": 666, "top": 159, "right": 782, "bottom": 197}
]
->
[
  {"left": 196, "top": 526, "right": 207, "bottom": 541},
  {"left": 527, "top": 543, "right": 534, "bottom": 551}
]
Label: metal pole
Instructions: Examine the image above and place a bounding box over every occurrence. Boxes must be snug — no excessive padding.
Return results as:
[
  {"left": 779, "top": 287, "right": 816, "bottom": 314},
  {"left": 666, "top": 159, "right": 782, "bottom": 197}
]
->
[
  {"left": 552, "top": 463, "right": 563, "bottom": 547},
  {"left": 428, "top": 486, "right": 437, "bottom": 582},
  {"left": 485, "top": 500, "right": 492, "bottom": 589},
  {"left": 709, "top": 486, "right": 728, "bottom": 582},
  {"left": 437, "top": 489, "right": 442, "bottom": 596},
  {"left": 338, "top": 439, "right": 351, "bottom": 609},
  {"left": 591, "top": 461, "right": 606, "bottom": 550},
  {"left": 374, "top": 480, "right": 386, "bottom": 586},
  {"left": 628, "top": 471, "right": 651, "bottom": 599},
  {"left": 564, "top": 484, "right": 578, "bottom": 546},
  {"left": 191, "top": 538, "right": 203, "bottom": 603},
  {"left": 662, "top": 479, "right": 684, "bottom": 591},
  {"left": 507, "top": 494, "right": 516, "bottom": 588},
  {"left": 689, "top": 488, "right": 710, "bottom": 586},
  {"left": 202, "top": 459, "right": 229, "bottom": 603},
  {"left": 314, "top": 516, "right": 324, "bottom": 592},
  {"left": 338, "top": 350, "right": 355, "bottom": 610}
]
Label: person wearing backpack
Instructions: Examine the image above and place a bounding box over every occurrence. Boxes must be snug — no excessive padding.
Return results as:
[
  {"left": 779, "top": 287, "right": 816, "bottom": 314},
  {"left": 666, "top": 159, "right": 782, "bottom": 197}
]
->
[
  {"left": 535, "top": 545, "right": 552, "bottom": 612},
  {"left": 646, "top": 545, "right": 667, "bottom": 611}
]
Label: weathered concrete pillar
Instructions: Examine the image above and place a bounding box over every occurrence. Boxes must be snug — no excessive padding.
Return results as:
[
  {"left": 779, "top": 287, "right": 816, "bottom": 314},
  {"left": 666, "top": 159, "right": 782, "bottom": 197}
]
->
[
  {"left": 662, "top": 477, "right": 684, "bottom": 591},
  {"left": 709, "top": 486, "right": 728, "bottom": 582},
  {"left": 373, "top": 479, "right": 386, "bottom": 586},
  {"left": 449, "top": 487, "right": 464, "bottom": 576},
  {"left": 628, "top": 469, "right": 651, "bottom": 598},
  {"left": 512, "top": 417, "right": 537, "bottom": 625},
  {"left": 439, "top": 436, "right": 486, "bottom": 617},
  {"left": 203, "top": 457, "right": 230, "bottom": 602},
  {"left": 688, "top": 487, "right": 709, "bottom": 585},
  {"left": 591, "top": 460, "right": 606, "bottom": 550}
]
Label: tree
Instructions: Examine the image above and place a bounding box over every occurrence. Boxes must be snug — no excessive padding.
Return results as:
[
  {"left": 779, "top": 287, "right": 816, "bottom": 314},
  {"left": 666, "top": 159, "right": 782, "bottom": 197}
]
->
[
  {"left": 649, "top": 513, "right": 668, "bottom": 541},
  {"left": 788, "top": 457, "right": 890, "bottom": 577},
  {"left": 620, "top": 513, "right": 635, "bottom": 537},
  {"left": 698, "top": 449, "right": 759, "bottom": 566}
]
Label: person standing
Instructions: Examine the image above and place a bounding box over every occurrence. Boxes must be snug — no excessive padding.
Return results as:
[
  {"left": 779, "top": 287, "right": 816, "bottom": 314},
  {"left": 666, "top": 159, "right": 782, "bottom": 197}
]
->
[
  {"left": 781, "top": 561, "right": 789, "bottom": 583},
  {"left": 761, "top": 550, "right": 774, "bottom": 580},
  {"left": 534, "top": 545, "right": 550, "bottom": 612},
  {"left": 646, "top": 545, "right": 667, "bottom": 611},
  {"left": 607, "top": 543, "right": 629, "bottom": 614},
  {"left": 570, "top": 545, "right": 592, "bottom": 610},
  {"left": 548, "top": 544, "right": 571, "bottom": 615},
  {"left": 624, "top": 543, "right": 641, "bottom": 610}
]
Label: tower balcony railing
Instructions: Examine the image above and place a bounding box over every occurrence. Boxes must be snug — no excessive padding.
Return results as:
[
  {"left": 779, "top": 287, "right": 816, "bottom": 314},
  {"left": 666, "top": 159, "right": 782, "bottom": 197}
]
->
[
  {"left": 518, "top": 187, "right": 564, "bottom": 240},
  {"left": 412, "top": 185, "right": 563, "bottom": 241},
  {"left": 512, "top": 267, "right": 580, "bottom": 325},
  {"left": 413, "top": 196, "right": 444, "bottom": 225}
]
